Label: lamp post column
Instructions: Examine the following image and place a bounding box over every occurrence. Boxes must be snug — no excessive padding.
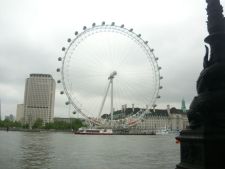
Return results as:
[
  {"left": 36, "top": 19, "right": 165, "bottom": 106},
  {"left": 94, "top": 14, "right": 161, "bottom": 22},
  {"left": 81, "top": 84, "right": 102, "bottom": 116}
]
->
[{"left": 176, "top": 0, "right": 225, "bottom": 169}]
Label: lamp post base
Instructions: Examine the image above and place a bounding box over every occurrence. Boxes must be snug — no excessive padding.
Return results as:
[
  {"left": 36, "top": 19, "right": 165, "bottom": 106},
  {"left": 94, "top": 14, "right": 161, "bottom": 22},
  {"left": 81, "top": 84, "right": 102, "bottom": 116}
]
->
[{"left": 176, "top": 128, "right": 225, "bottom": 169}]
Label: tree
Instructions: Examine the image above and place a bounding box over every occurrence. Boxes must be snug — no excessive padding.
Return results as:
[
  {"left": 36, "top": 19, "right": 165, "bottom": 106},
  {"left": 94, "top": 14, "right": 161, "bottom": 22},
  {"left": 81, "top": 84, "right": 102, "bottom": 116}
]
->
[
  {"left": 71, "top": 118, "right": 84, "bottom": 131},
  {"left": 43, "top": 118, "right": 85, "bottom": 131},
  {"left": 32, "top": 118, "right": 43, "bottom": 129}
]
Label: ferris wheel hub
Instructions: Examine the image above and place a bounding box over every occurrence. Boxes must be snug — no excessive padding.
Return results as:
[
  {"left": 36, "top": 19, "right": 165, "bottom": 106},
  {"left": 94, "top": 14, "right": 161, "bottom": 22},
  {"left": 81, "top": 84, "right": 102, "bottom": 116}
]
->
[{"left": 108, "top": 71, "right": 117, "bottom": 80}]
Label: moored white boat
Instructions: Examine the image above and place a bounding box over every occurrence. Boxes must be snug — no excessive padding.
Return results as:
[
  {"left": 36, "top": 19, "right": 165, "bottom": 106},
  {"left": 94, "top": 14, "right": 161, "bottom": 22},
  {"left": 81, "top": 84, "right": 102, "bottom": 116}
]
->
[
  {"left": 155, "top": 127, "right": 169, "bottom": 135},
  {"left": 75, "top": 128, "right": 113, "bottom": 135},
  {"left": 156, "top": 129, "right": 169, "bottom": 135}
]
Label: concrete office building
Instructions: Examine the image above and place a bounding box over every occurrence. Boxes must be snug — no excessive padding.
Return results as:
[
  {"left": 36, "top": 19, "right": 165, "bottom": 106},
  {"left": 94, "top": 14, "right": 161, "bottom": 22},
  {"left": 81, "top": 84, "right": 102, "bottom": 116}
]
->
[
  {"left": 16, "top": 104, "right": 24, "bottom": 122},
  {"left": 24, "top": 74, "right": 56, "bottom": 125}
]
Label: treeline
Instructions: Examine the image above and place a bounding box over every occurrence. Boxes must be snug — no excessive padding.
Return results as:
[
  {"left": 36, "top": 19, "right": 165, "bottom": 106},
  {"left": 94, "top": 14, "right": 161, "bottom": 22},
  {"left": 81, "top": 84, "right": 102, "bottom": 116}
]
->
[
  {"left": 0, "top": 119, "right": 23, "bottom": 128},
  {"left": 0, "top": 118, "right": 85, "bottom": 131},
  {"left": 33, "top": 118, "right": 85, "bottom": 130}
]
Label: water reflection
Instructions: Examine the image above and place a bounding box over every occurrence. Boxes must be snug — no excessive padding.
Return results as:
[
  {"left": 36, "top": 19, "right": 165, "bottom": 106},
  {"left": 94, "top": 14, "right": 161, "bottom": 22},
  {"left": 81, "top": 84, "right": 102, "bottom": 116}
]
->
[
  {"left": 0, "top": 131, "right": 179, "bottom": 169},
  {"left": 20, "top": 132, "right": 55, "bottom": 169}
]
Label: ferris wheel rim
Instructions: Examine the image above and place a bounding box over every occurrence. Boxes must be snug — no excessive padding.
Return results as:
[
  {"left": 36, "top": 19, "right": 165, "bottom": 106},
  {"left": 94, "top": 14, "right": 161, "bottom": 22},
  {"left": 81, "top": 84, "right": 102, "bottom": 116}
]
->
[{"left": 58, "top": 22, "right": 162, "bottom": 126}]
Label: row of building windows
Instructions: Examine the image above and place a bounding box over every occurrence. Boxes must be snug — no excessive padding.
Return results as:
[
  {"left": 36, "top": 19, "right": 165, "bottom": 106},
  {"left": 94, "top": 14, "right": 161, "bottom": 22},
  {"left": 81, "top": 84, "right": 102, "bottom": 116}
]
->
[{"left": 30, "top": 74, "right": 52, "bottom": 78}]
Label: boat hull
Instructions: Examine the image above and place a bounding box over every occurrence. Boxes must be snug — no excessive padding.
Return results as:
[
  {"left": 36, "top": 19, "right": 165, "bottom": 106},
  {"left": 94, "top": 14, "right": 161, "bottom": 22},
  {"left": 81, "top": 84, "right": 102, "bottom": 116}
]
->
[
  {"left": 75, "top": 128, "right": 113, "bottom": 135},
  {"left": 74, "top": 132, "right": 112, "bottom": 135}
]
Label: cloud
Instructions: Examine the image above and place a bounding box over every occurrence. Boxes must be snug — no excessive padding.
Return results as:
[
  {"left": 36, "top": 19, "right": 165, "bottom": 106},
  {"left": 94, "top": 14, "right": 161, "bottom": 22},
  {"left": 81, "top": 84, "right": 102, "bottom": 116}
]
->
[{"left": 1, "top": 0, "right": 224, "bottom": 119}]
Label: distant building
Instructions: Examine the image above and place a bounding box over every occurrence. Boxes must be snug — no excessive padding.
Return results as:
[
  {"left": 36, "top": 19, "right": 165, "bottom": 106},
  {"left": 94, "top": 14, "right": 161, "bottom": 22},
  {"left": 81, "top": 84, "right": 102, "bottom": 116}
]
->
[
  {"left": 168, "top": 106, "right": 189, "bottom": 130},
  {"left": 23, "top": 74, "right": 56, "bottom": 126},
  {"left": 5, "top": 114, "right": 15, "bottom": 122},
  {"left": 135, "top": 105, "right": 188, "bottom": 132},
  {"left": 102, "top": 102, "right": 189, "bottom": 133},
  {"left": 16, "top": 104, "right": 24, "bottom": 122},
  {"left": 181, "top": 98, "right": 187, "bottom": 113}
]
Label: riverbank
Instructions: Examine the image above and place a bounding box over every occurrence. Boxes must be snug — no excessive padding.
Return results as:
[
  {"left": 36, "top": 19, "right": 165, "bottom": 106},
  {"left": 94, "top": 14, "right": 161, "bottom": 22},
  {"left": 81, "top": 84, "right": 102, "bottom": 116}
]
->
[
  {"left": 0, "top": 127, "right": 158, "bottom": 135},
  {"left": 0, "top": 127, "right": 73, "bottom": 133}
]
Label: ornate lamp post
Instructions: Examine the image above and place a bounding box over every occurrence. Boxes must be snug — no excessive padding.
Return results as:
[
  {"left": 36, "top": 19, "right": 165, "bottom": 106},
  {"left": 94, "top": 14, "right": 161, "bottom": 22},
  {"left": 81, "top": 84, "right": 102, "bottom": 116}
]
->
[{"left": 176, "top": 0, "right": 225, "bottom": 169}]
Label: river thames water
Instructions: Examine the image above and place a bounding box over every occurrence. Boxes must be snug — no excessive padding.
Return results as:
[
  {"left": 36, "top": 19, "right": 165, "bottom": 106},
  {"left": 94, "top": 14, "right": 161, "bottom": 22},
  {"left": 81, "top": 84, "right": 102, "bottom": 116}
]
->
[{"left": 0, "top": 131, "right": 179, "bottom": 169}]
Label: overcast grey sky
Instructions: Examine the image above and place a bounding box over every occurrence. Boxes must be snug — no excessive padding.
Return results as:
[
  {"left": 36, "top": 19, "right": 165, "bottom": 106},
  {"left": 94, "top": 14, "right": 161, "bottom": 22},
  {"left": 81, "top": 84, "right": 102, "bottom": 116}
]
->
[{"left": 1, "top": 0, "right": 224, "bottom": 118}]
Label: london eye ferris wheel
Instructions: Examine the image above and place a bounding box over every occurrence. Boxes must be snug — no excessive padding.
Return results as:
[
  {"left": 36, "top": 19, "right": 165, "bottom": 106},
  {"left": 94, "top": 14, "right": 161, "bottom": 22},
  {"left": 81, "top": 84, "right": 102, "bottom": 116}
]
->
[{"left": 56, "top": 22, "right": 163, "bottom": 127}]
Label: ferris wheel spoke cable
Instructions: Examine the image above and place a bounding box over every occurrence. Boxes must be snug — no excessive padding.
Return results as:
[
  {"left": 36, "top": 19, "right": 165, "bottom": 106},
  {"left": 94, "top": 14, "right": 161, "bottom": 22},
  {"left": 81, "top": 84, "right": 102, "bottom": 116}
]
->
[
  {"left": 116, "top": 37, "right": 134, "bottom": 67},
  {"left": 115, "top": 78, "right": 150, "bottom": 106},
  {"left": 85, "top": 46, "right": 106, "bottom": 68},
  {"left": 125, "top": 79, "right": 153, "bottom": 104},
  {"left": 113, "top": 80, "right": 129, "bottom": 110},
  {"left": 116, "top": 49, "right": 137, "bottom": 69},
  {"left": 113, "top": 80, "right": 125, "bottom": 112},
  {"left": 114, "top": 43, "right": 136, "bottom": 69},
  {"left": 114, "top": 79, "right": 143, "bottom": 109},
  {"left": 94, "top": 31, "right": 122, "bottom": 67},
  {"left": 71, "top": 38, "right": 104, "bottom": 68},
  {"left": 105, "top": 31, "right": 115, "bottom": 67}
]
